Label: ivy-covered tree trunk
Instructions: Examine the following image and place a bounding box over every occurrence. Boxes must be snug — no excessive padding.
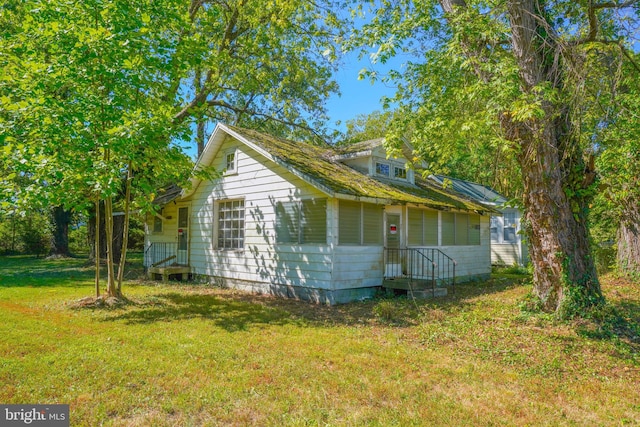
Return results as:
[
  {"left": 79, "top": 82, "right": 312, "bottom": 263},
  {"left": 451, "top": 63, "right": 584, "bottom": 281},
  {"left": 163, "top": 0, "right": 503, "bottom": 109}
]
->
[
  {"left": 617, "top": 205, "right": 640, "bottom": 277},
  {"left": 49, "top": 205, "right": 72, "bottom": 257},
  {"left": 516, "top": 124, "right": 601, "bottom": 312},
  {"left": 504, "top": 0, "right": 602, "bottom": 313}
]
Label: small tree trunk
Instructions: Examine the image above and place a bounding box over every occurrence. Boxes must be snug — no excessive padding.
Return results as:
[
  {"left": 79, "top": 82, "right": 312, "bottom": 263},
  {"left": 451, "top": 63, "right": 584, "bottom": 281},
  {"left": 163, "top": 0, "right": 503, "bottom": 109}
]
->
[
  {"left": 88, "top": 202, "right": 123, "bottom": 263},
  {"left": 104, "top": 195, "right": 118, "bottom": 297},
  {"left": 94, "top": 199, "right": 100, "bottom": 298},
  {"left": 116, "top": 165, "right": 132, "bottom": 291},
  {"left": 50, "top": 205, "right": 72, "bottom": 257},
  {"left": 617, "top": 204, "right": 640, "bottom": 277},
  {"left": 195, "top": 67, "right": 207, "bottom": 157}
]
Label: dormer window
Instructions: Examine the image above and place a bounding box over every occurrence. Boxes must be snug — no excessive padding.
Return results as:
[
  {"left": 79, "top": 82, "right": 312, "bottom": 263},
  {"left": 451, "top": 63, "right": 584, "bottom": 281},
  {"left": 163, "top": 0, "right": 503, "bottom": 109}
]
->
[
  {"left": 394, "top": 166, "right": 407, "bottom": 179},
  {"left": 375, "top": 162, "right": 390, "bottom": 177}
]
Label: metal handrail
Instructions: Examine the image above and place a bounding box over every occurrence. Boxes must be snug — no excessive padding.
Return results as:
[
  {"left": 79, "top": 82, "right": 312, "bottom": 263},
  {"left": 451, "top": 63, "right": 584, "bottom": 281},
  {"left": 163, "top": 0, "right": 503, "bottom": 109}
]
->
[
  {"left": 144, "top": 242, "right": 187, "bottom": 268},
  {"left": 384, "top": 247, "right": 456, "bottom": 293}
]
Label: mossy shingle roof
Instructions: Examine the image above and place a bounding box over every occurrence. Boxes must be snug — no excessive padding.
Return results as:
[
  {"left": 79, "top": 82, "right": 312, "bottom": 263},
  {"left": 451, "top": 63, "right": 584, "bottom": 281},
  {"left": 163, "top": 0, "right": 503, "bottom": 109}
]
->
[{"left": 226, "top": 125, "right": 494, "bottom": 213}]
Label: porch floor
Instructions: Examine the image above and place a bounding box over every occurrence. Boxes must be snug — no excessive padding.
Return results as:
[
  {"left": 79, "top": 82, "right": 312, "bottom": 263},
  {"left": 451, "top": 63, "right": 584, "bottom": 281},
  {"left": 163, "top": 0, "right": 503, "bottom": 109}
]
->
[{"left": 148, "top": 265, "right": 191, "bottom": 282}]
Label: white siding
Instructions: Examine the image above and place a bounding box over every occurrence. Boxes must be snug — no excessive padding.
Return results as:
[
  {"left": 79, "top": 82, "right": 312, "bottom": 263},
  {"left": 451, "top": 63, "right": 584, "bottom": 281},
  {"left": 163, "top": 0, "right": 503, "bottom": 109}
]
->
[
  {"left": 146, "top": 132, "right": 495, "bottom": 301},
  {"left": 187, "top": 136, "right": 334, "bottom": 290},
  {"left": 491, "top": 244, "right": 521, "bottom": 266},
  {"left": 333, "top": 246, "right": 384, "bottom": 290},
  {"left": 144, "top": 204, "right": 180, "bottom": 267}
]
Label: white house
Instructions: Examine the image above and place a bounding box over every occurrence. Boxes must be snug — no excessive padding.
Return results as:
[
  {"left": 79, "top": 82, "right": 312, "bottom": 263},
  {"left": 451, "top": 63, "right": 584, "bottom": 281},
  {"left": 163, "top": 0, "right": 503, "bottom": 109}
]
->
[
  {"left": 430, "top": 175, "right": 529, "bottom": 267},
  {"left": 144, "top": 123, "right": 497, "bottom": 304}
]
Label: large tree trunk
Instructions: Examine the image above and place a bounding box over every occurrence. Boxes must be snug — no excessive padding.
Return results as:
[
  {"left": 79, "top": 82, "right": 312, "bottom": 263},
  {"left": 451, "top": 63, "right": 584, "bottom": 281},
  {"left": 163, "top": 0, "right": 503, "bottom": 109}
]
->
[
  {"left": 94, "top": 199, "right": 100, "bottom": 298},
  {"left": 439, "top": 0, "right": 603, "bottom": 314},
  {"left": 517, "top": 122, "right": 601, "bottom": 312},
  {"left": 194, "top": 67, "right": 207, "bottom": 157},
  {"left": 617, "top": 204, "right": 640, "bottom": 277},
  {"left": 50, "top": 205, "right": 72, "bottom": 257},
  {"left": 505, "top": 0, "right": 602, "bottom": 313}
]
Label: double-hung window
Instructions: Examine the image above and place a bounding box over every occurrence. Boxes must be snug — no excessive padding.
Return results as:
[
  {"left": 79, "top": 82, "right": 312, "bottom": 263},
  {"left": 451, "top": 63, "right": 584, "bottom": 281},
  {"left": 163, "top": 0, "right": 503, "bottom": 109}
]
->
[
  {"left": 153, "top": 213, "right": 163, "bottom": 234},
  {"left": 217, "top": 199, "right": 245, "bottom": 249}
]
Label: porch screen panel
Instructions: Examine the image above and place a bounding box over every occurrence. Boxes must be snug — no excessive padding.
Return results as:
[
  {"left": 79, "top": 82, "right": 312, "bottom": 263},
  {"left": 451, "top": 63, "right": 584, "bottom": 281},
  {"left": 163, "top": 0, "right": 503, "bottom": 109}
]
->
[
  {"left": 441, "top": 212, "right": 455, "bottom": 246},
  {"left": 275, "top": 201, "right": 298, "bottom": 243},
  {"left": 408, "top": 208, "right": 423, "bottom": 246},
  {"left": 362, "top": 203, "right": 383, "bottom": 245},
  {"left": 423, "top": 210, "right": 438, "bottom": 246},
  {"left": 301, "top": 199, "right": 327, "bottom": 244},
  {"left": 469, "top": 214, "right": 481, "bottom": 245},
  {"left": 339, "top": 200, "right": 361, "bottom": 245},
  {"left": 456, "top": 213, "right": 469, "bottom": 245}
]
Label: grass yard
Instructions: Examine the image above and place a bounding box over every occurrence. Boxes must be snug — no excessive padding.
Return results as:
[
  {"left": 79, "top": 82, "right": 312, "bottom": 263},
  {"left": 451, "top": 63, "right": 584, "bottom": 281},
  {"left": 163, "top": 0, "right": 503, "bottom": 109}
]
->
[{"left": 0, "top": 256, "right": 639, "bottom": 426}]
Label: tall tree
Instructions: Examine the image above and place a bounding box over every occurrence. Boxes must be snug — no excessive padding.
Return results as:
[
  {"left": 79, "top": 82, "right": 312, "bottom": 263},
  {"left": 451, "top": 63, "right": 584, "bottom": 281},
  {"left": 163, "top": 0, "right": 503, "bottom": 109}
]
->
[
  {"left": 171, "top": 0, "right": 342, "bottom": 147},
  {"left": 1, "top": 0, "right": 344, "bottom": 297},
  {"left": 350, "top": 0, "right": 639, "bottom": 315},
  {"left": 1, "top": 0, "right": 194, "bottom": 297}
]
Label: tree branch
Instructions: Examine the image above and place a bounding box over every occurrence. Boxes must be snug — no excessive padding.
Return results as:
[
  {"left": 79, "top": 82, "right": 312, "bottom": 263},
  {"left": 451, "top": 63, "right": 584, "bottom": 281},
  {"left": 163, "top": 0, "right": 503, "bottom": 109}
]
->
[{"left": 591, "top": 0, "right": 639, "bottom": 9}]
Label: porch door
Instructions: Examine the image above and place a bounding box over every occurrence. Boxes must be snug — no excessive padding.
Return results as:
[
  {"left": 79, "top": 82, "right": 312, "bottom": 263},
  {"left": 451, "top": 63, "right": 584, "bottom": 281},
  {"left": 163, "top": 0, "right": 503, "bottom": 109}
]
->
[
  {"left": 177, "top": 206, "right": 189, "bottom": 265},
  {"left": 385, "top": 213, "right": 402, "bottom": 277}
]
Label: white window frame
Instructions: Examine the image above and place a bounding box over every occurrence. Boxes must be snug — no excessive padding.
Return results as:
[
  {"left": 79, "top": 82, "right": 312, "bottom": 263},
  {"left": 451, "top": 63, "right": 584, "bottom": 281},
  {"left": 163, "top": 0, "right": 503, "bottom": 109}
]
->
[
  {"left": 441, "top": 212, "right": 481, "bottom": 246},
  {"left": 224, "top": 149, "right": 237, "bottom": 175},
  {"left": 215, "top": 199, "right": 245, "bottom": 250},
  {"left": 153, "top": 215, "right": 163, "bottom": 234}
]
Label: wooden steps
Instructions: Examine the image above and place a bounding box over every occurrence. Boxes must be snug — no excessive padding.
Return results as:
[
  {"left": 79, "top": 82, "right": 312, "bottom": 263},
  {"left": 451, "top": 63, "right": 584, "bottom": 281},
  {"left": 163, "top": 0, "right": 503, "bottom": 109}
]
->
[{"left": 147, "top": 265, "right": 191, "bottom": 282}]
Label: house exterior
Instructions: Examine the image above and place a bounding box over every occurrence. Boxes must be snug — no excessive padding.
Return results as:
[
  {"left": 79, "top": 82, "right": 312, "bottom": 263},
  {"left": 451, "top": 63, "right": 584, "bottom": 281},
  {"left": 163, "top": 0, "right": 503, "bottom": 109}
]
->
[
  {"left": 430, "top": 175, "right": 529, "bottom": 267},
  {"left": 144, "top": 123, "right": 497, "bottom": 304}
]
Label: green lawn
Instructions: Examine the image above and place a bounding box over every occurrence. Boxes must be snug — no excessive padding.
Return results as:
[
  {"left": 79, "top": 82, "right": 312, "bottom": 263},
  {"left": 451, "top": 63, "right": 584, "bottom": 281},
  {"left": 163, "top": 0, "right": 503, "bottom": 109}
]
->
[{"left": 1, "top": 256, "right": 638, "bottom": 426}]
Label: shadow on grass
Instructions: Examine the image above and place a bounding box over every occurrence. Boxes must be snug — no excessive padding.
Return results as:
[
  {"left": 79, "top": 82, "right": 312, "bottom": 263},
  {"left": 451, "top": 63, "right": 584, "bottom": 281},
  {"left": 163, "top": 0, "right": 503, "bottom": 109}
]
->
[
  {"left": 101, "top": 291, "right": 309, "bottom": 332},
  {"left": 97, "top": 275, "right": 532, "bottom": 333}
]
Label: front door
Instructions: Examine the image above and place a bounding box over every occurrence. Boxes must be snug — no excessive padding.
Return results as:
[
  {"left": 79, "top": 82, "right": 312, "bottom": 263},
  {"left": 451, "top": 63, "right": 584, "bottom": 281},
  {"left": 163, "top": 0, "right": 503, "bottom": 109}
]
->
[
  {"left": 385, "top": 213, "right": 402, "bottom": 277},
  {"left": 177, "top": 206, "right": 189, "bottom": 265}
]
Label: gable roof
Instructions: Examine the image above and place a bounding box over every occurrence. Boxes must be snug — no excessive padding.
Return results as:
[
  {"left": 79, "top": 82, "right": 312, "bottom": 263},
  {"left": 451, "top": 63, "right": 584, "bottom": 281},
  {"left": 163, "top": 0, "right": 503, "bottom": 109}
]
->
[
  {"left": 183, "top": 123, "right": 496, "bottom": 214},
  {"left": 430, "top": 175, "right": 507, "bottom": 206}
]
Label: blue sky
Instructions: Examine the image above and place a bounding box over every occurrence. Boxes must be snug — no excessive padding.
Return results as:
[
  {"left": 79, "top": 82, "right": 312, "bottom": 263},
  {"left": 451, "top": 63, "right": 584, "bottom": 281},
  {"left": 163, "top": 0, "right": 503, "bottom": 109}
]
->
[
  {"left": 324, "top": 53, "right": 400, "bottom": 135},
  {"left": 185, "top": 53, "right": 404, "bottom": 159}
]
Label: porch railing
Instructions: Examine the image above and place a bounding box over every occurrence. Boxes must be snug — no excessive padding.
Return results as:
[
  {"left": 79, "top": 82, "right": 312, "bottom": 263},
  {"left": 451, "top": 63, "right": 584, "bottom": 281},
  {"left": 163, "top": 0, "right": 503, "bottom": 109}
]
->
[
  {"left": 384, "top": 247, "right": 456, "bottom": 291},
  {"left": 144, "top": 242, "right": 188, "bottom": 268}
]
